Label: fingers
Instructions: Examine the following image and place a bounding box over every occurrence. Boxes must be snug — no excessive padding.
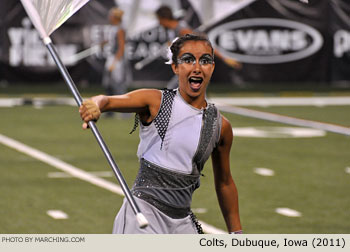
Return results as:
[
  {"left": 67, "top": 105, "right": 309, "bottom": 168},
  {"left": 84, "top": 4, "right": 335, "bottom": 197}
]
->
[
  {"left": 79, "top": 106, "right": 90, "bottom": 130},
  {"left": 82, "top": 122, "right": 89, "bottom": 130},
  {"left": 79, "top": 100, "right": 101, "bottom": 129}
]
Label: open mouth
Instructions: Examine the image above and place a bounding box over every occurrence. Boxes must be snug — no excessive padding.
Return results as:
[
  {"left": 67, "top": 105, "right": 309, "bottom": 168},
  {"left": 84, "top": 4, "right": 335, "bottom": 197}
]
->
[{"left": 188, "top": 77, "right": 203, "bottom": 91}]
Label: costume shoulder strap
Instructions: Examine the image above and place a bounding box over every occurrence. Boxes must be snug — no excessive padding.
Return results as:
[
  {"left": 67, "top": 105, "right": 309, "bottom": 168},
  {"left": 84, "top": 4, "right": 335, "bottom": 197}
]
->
[
  {"left": 192, "top": 103, "right": 222, "bottom": 174},
  {"left": 154, "top": 89, "right": 176, "bottom": 149},
  {"left": 129, "top": 89, "right": 176, "bottom": 139}
]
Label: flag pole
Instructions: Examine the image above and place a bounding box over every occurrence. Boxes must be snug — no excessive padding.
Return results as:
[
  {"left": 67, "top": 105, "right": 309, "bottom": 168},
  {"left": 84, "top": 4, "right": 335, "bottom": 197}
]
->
[
  {"left": 46, "top": 40, "right": 148, "bottom": 228},
  {"left": 20, "top": 0, "right": 148, "bottom": 228}
]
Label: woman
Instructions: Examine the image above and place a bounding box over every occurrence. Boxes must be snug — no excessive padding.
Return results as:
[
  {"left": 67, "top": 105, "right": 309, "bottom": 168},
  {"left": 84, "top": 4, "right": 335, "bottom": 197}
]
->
[
  {"left": 102, "top": 8, "right": 129, "bottom": 104},
  {"left": 79, "top": 34, "right": 242, "bottom": 234}
]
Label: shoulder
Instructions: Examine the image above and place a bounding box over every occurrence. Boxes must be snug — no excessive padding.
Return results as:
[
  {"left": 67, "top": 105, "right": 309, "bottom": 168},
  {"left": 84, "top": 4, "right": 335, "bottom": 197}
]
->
[
  {"left": 219, "top": 115, "right": 233, "bottom": 146},
  {"left": 130, "top": 88, "right": 161, "bottom": 96},
  {"left": 131, "top": 88, "right": 162, "bottom": 104},
  {"left": 211, "top": 114, "right": 233, "bottom": 158},
  {"left": 133, "top": 89, "right": 162, "bottom": 123}
]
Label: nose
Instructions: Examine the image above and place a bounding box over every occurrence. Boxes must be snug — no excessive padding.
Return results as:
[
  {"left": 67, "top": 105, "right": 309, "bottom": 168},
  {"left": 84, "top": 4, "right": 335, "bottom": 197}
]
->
[{"left": 192, "top": 61, "right": 201, "bottom": 74}]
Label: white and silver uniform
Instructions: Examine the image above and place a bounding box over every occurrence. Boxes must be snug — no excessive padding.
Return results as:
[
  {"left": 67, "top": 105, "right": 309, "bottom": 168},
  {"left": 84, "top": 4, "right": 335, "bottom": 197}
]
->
[{"left": 113, "top": 89, "right": 222, "bottom": 234}]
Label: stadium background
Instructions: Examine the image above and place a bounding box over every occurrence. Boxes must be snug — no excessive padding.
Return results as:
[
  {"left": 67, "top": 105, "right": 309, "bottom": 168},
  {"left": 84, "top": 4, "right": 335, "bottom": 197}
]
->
[
  {"left": 2, "top": 0, "right": 350, "bottom": 88},
  {"left": 0, "top": 0, "right": 349, "bottom": 234}
]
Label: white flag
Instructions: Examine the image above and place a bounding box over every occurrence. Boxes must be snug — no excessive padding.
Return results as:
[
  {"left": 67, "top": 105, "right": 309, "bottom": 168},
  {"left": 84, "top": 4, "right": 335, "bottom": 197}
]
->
[{"left": 21, "top": 0, "right": 89, "bottom": 40}]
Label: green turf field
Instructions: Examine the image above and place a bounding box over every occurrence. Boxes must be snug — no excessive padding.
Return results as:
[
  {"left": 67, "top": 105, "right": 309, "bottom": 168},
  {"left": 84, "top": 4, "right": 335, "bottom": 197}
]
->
[{"left": 0, "top": 98, "right": 349, "bottom": 234}]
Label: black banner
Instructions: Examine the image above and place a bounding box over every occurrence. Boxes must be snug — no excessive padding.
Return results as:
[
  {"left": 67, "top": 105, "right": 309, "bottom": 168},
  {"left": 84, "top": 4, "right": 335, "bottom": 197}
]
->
[
  {"left": 1, "top": 0, "right": 350, "bottom": 88},
  {"left": 330, "top": 0, "right": 350, "bottom": 86},
  {"left": 0, "top": 0, "right": 115, "bottom": 83},
  {"left": 0, "top": 0, "right": 200, "bottom": 86}
]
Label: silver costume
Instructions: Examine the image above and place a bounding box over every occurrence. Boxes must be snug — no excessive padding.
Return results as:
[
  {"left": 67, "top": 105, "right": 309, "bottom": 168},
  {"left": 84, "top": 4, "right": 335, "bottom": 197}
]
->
[{"left": 113, "top": 89, "right": 222, "bottom": 234}]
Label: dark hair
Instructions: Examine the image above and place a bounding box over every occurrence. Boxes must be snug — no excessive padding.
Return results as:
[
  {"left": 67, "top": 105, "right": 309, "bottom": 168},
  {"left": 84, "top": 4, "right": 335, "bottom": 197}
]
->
[
  {"left": 156, "top": 5, "right": 174, "bottom": 20},
  {"left": 169, "top": 34, "right": 214, "bottom": 65}
]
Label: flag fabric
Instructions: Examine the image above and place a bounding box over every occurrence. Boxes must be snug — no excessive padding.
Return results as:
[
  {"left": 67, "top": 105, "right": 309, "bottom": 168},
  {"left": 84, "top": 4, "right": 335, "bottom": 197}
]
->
[{"left": 23, "top": 0, "right": 89, "bottom": 37}]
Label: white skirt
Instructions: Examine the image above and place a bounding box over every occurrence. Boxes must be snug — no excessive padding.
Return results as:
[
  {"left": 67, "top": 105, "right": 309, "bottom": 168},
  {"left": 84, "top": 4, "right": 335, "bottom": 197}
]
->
[{"left": 112, "top": 197, "right": 198, "bottom": 234}]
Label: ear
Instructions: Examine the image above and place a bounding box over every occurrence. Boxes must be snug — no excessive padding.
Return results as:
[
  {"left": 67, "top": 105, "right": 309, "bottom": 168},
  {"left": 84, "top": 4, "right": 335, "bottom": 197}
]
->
[{"left": 171, "top": 63, "right": 179, "bottom": 75}]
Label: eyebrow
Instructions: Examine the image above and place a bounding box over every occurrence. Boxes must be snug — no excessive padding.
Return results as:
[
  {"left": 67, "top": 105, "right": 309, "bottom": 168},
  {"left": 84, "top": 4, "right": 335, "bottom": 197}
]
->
[
  {"left": 179, "top": 53, "right": 213, "bottom": 58},
  {"left": 200, "top": 53, "right": 213, "bottom": 58},
  {"left": 179, "top": 53, "right": 195, "bottom": 58}
]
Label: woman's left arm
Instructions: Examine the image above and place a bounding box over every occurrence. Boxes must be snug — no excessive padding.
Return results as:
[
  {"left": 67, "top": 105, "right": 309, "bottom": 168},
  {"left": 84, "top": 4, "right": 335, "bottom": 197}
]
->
[
  {"left": 108, "top": 28, "right": 125, "bottom": 72},
  {"left": 115, "top": 28, "right": 125, "bottom": 61},
  {"left": 211, "top": 115, "right": 242, "bottom": 233}
]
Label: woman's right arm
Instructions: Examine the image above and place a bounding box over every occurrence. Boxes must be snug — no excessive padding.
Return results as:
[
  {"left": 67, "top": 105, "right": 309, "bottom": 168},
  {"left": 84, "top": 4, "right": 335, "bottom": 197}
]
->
[{"left": 79, "top": 89, "right": 161, "bottom": 129}]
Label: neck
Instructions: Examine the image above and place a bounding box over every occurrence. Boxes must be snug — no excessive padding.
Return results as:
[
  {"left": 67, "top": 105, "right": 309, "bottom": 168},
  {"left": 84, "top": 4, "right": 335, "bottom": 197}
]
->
[
  {"left": 178, "top": 89, "right": 207, "bottom": 109},
  {"left": 167, "top": 19, "right": 179, "bottom": 29}
]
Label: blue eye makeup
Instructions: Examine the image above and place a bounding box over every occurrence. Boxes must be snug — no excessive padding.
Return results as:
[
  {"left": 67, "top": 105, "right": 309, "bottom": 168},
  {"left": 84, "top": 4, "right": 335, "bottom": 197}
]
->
[{"left": 177, "top": 53, "right": 214, "bottom": 65}]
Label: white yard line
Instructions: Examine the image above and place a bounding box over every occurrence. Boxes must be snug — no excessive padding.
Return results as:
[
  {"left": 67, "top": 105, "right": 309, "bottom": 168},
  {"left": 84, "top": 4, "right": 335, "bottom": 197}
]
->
[
  {"left": 0, "top": 133, "right": 225, "bottom": 234},
  {"left": 0, "top": 98, "right": 24, "bottom": 107},
  {"left": 0, "top": 97, "right": 76, "bottom": 107},
  {"left": 48, "top": 171, "right": 114, "bottom": 178},
  {"left": 0, "top": 134, "right": 124, "bottom": 195},
  {"left": 210, "top": 96, "right": 350, "bottom": 107},
  {"left": 1, "top": 96, "right": 350, "bottom": 107},
  {"left": 216, "top": 104, "right": 350, "bottom": 136}
]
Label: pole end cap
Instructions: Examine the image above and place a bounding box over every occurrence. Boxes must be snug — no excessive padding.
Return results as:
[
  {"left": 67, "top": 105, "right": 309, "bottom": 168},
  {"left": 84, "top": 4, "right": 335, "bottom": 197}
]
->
[{"left": 136, "top": 213, "right": 148, "bottom": 229}]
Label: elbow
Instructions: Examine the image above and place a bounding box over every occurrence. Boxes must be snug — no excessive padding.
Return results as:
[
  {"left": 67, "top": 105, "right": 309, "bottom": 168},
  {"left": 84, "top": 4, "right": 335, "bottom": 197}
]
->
[{"left": 215, "top": 177, "right": 237, "bottom": 193}]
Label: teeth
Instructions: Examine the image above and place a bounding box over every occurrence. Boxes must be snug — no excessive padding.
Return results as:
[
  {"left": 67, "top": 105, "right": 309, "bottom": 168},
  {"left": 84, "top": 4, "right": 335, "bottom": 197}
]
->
[{"left": 189, "top": 77, "right": 203, "bottom": 83}]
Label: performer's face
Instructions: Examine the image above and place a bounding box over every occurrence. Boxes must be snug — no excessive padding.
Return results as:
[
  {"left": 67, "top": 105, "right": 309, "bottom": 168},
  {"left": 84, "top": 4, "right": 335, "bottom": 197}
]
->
[
  {"left": 172, "top": 40, "right": 215, "bottom": 102},
  {"left": 157, "top": 17, "right": 171, "bottom": 28},
  {"left": 109, "top": 15, "right": 121, "bottom": 25}
]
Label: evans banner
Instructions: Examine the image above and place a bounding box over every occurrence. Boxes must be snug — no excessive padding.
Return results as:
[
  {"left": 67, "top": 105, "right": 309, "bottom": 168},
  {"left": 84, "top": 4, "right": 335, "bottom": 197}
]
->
[
  {"left": 205, "top": 0, "right": 330, "bottom": 86},
  {"left": 208, "top": 18, "right": 324, "bottom": 65}
]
